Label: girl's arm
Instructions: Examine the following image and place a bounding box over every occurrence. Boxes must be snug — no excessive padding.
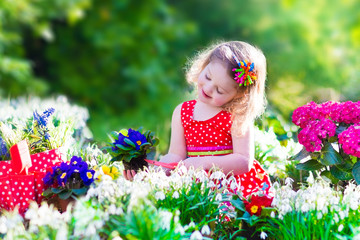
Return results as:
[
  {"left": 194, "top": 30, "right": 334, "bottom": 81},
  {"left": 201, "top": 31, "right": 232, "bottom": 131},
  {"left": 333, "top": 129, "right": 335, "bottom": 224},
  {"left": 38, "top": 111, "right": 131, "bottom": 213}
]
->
[
  {"left": 159, "top": 103, "right": 187, "bottom": 163},
  {"left": 124, "top": 104, "right": 186, "bottom": 180},
  {"left": 182, "top": 125, "right": 254, "bottom": 175}
]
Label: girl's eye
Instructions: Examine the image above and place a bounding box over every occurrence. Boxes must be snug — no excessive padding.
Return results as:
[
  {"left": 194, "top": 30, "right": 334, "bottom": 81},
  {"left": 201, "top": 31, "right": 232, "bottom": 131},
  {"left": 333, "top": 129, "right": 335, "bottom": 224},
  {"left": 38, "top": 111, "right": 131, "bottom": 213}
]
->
[
  {"left": 205, "top": 74, "right": 211, "bottom": 80},
  {"left": 216, "top": 88, "right": 223, "bottom": 94}
]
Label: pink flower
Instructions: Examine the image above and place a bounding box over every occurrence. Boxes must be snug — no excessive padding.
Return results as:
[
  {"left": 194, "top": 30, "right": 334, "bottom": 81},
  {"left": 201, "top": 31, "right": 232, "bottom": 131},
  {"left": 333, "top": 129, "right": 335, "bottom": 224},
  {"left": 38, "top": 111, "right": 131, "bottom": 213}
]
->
[
  {"left": 338, "top": 124, "right": 360, "bottom": 158},
  {"left": 292, "top": 101, "right": 319, "bottom": 128},
  {"left": 297, "top": 119, "right": 336, "bottom": 152}
]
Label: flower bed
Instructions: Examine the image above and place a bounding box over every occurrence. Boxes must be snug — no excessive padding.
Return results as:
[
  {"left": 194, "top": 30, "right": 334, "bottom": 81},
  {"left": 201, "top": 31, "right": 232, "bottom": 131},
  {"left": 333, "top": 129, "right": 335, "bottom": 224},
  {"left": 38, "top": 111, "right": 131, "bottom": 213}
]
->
[{"left": 1, "top": 97, "right": 360, "bottom": 240}]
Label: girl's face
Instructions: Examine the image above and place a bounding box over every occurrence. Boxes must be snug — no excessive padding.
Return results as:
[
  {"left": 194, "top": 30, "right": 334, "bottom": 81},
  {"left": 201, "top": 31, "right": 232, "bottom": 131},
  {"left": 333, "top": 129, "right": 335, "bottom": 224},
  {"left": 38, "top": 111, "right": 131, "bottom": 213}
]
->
[{"left": 197, "top": 59, "right": 238, "bottom": 107}]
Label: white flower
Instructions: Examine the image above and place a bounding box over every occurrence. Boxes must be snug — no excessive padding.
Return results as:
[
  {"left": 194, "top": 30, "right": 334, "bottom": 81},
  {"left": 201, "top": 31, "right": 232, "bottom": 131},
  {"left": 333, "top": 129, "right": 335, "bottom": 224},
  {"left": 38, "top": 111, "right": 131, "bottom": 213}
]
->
[
  {"left": 270, "top": 211, "right": 276, "bottom": 218},
  {"left": 159, "top": 210, "right": 173, "bottom": 231},
  {"left": 215, "top": 193, "right": 222, "bottom": 201},
  {"left": 172, "top": 191, "right": 180, "bottom": 199},
  {"left": 260, "top": 231, "right": 268, "bottom": 239},
  {"left": 338, "top": 224, "right": 344, "bottom": 232},
  {"left": 285, "top": 177, "right": 294, "bottom": 186},
  {"left": 190, "top": 230, "right": 203, "bottom": 240},
  {"left": 112, "top": 237, "right": 123, "bottom": 240},
  {"left": 210, "top": 171, "right": 225, "bottom": 180},
  {"left": 155, "top": 191, "right": 166, "bottom": 200},
  {"left": 201, "top": 225, "right": 211, "bottom": 235},
  {"left": 0, "top": 216, "right": 8, "bottom": 234}
]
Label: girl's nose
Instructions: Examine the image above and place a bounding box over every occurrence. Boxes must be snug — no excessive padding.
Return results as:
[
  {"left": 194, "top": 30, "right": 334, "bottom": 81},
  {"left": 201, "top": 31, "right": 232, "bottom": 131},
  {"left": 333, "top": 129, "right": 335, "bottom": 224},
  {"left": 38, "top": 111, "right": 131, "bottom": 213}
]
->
[{"left": 203, "top": 83, "right": 214, "bottom": 94}]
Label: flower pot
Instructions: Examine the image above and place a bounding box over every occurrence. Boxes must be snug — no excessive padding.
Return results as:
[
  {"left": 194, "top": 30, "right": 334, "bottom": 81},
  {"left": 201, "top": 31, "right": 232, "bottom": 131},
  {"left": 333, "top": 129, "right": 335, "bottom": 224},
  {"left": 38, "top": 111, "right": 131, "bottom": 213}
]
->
[
  {"left": 123, "top": 154, "right": 148, "bottom": 172},
  {"left": 47, "top": 195, "right": 74, "bottom": 213},
  {"left": 58, "top": 197, "right": 74, "bottom": 213}
]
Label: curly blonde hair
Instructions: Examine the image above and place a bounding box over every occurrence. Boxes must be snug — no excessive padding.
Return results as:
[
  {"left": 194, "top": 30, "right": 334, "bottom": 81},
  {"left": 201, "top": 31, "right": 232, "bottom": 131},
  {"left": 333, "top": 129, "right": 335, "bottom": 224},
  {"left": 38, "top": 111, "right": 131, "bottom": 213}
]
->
[{"left": 185, "top": 40, "right": 267, "bottom": 136}]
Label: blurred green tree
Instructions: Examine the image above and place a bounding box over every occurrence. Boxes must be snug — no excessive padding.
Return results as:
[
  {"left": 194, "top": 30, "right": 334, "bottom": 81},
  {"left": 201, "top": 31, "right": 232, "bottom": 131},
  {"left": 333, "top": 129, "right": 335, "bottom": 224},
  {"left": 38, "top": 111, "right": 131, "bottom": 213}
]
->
[
  {"left": 0, "top": 0, "right": 90, "bottom": 96},
  {"left": 40, "top": 0, "right": 196, "bottom": 150},
  {"left": 1, "top": 0, "right": 359, "bottom": 153}
]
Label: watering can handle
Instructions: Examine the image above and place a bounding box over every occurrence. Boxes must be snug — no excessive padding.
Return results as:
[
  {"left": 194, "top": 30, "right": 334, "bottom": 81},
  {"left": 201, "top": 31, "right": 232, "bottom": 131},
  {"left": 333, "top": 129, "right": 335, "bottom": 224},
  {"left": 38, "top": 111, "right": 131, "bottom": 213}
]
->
[{"left": 145, "top": 159, "right": 178, "bottom": 170}]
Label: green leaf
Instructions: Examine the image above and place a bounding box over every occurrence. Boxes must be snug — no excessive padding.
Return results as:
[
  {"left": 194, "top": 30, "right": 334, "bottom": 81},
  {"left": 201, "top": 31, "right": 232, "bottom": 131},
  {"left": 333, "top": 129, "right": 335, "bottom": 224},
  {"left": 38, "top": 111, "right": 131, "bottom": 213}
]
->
[
  {"left": 239, "top": 211, "right": 252, "bottom": 222},
  {"left": 320, "top": 170, "right": 339, "bottom": 184},
  {"left": 319, "top": 142, "right": 343, "bottom": 166},
  {"left": 51, "top": 187, "right": 64, "bottom": 194},
  {"left": 330, "top": 165, "right": 353, "bottom": 181},
  {"left": 72, "top": 187, "right": 89, "bottom": 196},
  {"left": 116, "top": 144, "right": 132, "bottom": 151},
  {"left": 288, "top": 147, "right": 310, "bottom": 161},
  {"left": 336, "top": 125, "right": 347, "bottom": 135},
  {"left": 230, "top": 198, "right": 245, "bottom": 212},
  {"left": 42, "top": 188, "right": 54, "bottom": 197},
  {"left": 260, "top": 207, "right": 276, "bottom": 217},
  {"left": 336, "top": 160, "right": 353, "bottom": 172},
  {"left": 295, "top": 159, "right": 324, "bottom": 171},
  {"left": 58, "top": 190, "right": 73, "bottom": 200},
  {"left": 352, "top": 161, "right": 360, "bottom": 184},
  {"left": 124, "top": 138, "right": 136, "bottom": 148}
]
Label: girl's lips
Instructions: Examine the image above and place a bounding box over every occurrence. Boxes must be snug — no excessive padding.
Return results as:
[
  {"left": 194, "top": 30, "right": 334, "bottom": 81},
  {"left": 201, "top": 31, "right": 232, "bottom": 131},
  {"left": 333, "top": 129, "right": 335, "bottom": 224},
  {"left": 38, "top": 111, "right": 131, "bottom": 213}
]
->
[{"left": 202, "top": 89, "right": 211, "bottom": 98}]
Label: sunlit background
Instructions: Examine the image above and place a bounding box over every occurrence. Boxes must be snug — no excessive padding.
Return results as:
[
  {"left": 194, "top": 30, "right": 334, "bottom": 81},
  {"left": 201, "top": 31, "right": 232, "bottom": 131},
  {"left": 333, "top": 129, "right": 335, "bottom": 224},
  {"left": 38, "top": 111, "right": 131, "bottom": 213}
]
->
[{"left": 1, "top": 0, "right": 359, "bottom": 152}]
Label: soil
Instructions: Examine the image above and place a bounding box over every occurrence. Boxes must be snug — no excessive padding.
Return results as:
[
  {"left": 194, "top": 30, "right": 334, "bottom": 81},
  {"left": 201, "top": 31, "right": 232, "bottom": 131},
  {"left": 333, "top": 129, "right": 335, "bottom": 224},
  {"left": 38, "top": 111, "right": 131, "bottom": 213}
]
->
[{"left": 123, "top": 154, "right": 148, "bottom": 172}]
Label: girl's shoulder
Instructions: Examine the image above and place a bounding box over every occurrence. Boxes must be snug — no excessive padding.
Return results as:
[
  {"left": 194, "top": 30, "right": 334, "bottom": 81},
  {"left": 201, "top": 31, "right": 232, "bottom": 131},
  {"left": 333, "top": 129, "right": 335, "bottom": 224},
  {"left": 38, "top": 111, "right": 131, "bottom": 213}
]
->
[{"left": 172, "top": 100, "right": 195, "bottom": 120}]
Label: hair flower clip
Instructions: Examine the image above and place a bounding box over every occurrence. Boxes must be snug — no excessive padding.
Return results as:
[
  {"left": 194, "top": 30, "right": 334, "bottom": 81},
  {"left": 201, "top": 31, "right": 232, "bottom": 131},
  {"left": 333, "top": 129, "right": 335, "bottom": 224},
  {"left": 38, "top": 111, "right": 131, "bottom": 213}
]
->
[{"left": 232, "top": 56, "right": 257, "bottom": 87}]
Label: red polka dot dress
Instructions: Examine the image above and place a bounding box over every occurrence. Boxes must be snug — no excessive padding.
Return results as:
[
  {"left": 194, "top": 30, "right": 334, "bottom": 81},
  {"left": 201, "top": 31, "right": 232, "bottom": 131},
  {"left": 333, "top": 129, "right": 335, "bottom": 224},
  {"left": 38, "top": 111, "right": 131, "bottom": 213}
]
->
[{"left": 181, "top": 100, "right": 272, "bottom": 198}]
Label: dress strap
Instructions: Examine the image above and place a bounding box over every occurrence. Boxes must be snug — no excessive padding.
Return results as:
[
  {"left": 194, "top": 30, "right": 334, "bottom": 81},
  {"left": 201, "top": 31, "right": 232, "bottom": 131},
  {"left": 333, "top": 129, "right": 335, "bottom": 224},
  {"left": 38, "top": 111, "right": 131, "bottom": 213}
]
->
[{"left": 180, "top": 100, "right": 196, "bottom": 127}]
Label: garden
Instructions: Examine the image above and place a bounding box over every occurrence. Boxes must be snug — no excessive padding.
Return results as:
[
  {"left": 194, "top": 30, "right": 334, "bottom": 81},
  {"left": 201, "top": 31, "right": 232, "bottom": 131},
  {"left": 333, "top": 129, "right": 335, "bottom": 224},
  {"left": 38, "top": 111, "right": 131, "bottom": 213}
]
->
[
  {"left": 1, "top": 0, "right": 360, "bottom": 239},
  {"left": 1, "top": 97, "right": 360, "bottom": 240}
]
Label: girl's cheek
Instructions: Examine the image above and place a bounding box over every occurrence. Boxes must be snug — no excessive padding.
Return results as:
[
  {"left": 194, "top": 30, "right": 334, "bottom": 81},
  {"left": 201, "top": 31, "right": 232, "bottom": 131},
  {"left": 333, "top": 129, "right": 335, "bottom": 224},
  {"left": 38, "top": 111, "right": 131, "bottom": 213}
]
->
[{"left": 214, "top": 97, "right": 226, "bottom": 107}]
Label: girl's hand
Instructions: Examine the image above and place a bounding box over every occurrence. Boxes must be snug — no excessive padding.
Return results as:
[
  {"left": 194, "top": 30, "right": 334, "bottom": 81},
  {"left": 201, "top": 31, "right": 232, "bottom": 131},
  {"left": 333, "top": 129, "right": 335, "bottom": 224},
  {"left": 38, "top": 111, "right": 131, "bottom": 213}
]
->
[{"left": 123, "top": 170, "right": 136, "bottom": 181}]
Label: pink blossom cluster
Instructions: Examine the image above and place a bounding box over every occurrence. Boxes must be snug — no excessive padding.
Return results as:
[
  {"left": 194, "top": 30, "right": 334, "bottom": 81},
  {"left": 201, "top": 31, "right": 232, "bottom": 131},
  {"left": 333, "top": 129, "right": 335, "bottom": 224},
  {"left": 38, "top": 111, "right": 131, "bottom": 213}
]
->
[
  {"left": 292, "top": 101, "right": 360, "bottom": 127},
  {"left": 338, "top": 124, "right": 360, "bottom": 158},
  {"left": 328, "top": 101, "right": 360, "bottom": 124},
  {"left": 293, "top": 101, "right": 360, "bottom": 155},
  {"left": 297, "top": 119, "right": 337, "bottom": 152}
]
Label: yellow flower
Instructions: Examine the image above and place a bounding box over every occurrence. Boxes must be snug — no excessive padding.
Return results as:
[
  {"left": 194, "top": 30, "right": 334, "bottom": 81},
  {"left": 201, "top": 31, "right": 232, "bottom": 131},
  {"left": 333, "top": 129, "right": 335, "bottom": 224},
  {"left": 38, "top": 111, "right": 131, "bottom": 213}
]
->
[
  {"left": 110, "top": 166, "right": 120, "bottom": 178},
  {"left": 100, "top": 165, "right": 120, "bottom": 180}
]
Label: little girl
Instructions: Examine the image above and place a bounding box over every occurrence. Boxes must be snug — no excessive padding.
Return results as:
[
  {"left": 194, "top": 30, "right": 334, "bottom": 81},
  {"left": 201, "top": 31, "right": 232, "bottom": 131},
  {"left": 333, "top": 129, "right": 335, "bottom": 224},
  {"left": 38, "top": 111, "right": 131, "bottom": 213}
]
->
[{"left": 159, "top": 40, "right": 271, "bottom": 198}]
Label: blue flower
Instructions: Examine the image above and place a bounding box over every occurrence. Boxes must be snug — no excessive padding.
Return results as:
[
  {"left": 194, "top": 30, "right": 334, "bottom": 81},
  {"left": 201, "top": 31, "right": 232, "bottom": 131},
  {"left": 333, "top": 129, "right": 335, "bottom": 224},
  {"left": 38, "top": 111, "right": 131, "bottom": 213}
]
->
[
  {"left": 80, "top": 169, "right": 95, "bottom": 186},
  {"left": 43, "top": 172, "right": 54, "bottom": 186},
  {"left": 59, "top": 162, "right": 71, "bottom": 172},
  {"left": 0, "top": 136, "right": 9, "bottom": 160},
  {"left": 57, "top": 171, "right": 68, "bottom": 185},
  {"left": 128, "top": 128, "right": 147, "bottom": 150},
  {"left": 44, "top": 132, "right": 51, "bottom": 140},
  {"left": 67, "top": 165, "right": 80, "bottom": 177},
  {"left": 33, "top": 108, "right": 55, "bottom": 128},
  {"left": 70, "top": 156, "right": 83, "bottom": 166},
  {"left": 42, "top": 108, "right": 55, "bottom": 119}
]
